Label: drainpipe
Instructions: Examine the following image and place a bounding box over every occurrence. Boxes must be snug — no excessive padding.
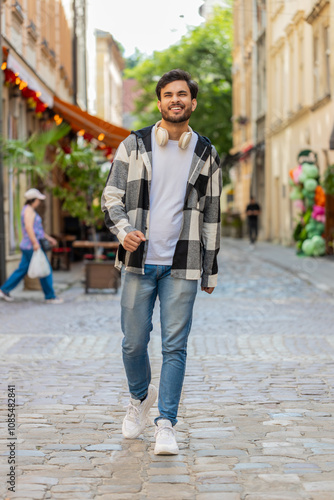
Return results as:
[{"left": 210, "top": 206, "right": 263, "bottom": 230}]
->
[
  {"left": 251, "top": 0, "right": 258, "bottom": 197},
  {"left": 0, "top": 0, "right": 7, "bottom": 283},
  {"left": 72, "top": 0, "right": 78, "bottom": 105}
]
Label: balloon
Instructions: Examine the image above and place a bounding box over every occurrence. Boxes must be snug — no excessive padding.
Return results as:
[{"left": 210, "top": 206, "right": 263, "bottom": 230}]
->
[
  {"left": 302, "top": 239, "right": 315, "bottom": 256},
  {"left": 294, "top": 200, "right": 305, "bottom": 212},
  {"left": 292, "top": 165, "right": 302, "bottom": 184},
  {"left": 302, "top": 163, "right": 319, "bottom": 179},
  {"left": 290, "top": 187, "right": 303, "bottom": 200},
  {"left": 304, "top": 178, "right": 318, "bottom": 192},
  {"left": 312, "top": 235, "right": 326, "bottom": 256},
  {"left": 306, "top": 220, "right": 325, "bottom": 237}
]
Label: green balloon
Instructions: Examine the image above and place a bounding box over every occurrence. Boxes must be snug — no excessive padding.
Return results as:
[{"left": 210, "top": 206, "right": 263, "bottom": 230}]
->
[
  {"left": 304, "top": 178, "right": 318, "bottom": 192},
  {"left": 290, "top": 187, "right": 303, "bottom": 200},
  {"left": 299, "top": 171, "right": 307, "bottom": 184},
  {"left": 302, "top": 163, "right": 319, "bottom": 179},
  {"left": 302, "top": 239, "right": 315, "bottom": 256},
  {"left": 312, "top": 235, "right": 326, "bottom": 256}
]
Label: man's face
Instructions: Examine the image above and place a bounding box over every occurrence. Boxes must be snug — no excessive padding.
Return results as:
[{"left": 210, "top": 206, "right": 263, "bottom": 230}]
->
[{"left": 157, "top": 80, "right": 197, "bottom": 124}]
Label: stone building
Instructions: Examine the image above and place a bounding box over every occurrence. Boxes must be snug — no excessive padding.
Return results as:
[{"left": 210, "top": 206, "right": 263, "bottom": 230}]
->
[
  {"left": 232, "top": 0, "right": 334, "bottom": 244},
  {"left": 95, "top": 29, "right": 124, "bottom": 127},
  {"left": 1, "top": 0, "right": 75, "bottom": 276}
]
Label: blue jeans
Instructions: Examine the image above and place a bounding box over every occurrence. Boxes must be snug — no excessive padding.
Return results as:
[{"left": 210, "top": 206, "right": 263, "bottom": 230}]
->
[
  {"left": 1, "top": 249, "right": 56, "bottom": 300},
  {"left": 121, "top": 264, "right": 198, "bottom": 426}
]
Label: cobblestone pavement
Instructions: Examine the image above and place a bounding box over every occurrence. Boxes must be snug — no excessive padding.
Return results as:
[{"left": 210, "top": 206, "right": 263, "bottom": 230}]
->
[{"left": 1, "top": 238, "right": 334, "bottom": 500}]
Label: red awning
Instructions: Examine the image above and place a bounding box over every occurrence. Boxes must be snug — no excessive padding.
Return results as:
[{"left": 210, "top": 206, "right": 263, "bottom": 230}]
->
[{"left": 53, "top": 96, "right": 130, "bottom": 149}]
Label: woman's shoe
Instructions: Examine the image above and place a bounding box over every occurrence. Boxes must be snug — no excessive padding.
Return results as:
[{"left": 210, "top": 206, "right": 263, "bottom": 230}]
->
[
  {"left": 0, "top": 290, "right": 14, "bottom": 302},
  {"left": 45, "top": 297, "right": 64, "bottom": 304}
]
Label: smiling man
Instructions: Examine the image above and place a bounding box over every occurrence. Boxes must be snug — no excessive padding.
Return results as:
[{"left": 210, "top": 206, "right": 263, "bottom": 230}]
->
[{"left": 101, "top": 69, "right": 222, "bottom": 454}]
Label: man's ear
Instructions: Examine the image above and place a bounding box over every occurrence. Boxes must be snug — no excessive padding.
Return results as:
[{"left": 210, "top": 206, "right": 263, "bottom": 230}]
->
[
  {"left": 157, "top": 101, "right": 162, "bottom": 113},
  {"left": 192, "top": 99, "right": 197, "bottom": 112}
]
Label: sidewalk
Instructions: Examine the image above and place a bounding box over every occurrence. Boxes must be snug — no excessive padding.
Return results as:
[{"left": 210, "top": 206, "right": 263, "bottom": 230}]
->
[
  {"left": 1, "top": 239, "right": 334, "bottom": 499},
  {"left": 225, "top": 237, "right": 334, "bottom": 296},
  {"left": 7, "top": 239, "right": 334, "bottom": 302}
]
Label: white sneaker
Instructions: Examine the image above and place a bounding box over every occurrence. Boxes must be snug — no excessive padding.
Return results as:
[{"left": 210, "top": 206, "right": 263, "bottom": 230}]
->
[
  {"left": 45, "top": 297, "right": 64, "bottom": 304},
  {"left": 122, "top": 384, "right": 157, "bottom": 439},
  {"left": 0, "top": 289, "right": 14, "bottom": 302},
  {"left": 154, "top": 419, "right": 179, "bottom": 455}
]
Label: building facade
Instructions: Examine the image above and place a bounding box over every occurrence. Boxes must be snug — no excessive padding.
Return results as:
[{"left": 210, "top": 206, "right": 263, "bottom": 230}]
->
[
  {"left": 231, "top": 0, "right": 258, "bottom": 225},
  {"left": 95, "top": 29, "right": 124, "bottom": 127},
  {"left": 232, "top": 0, "right": 334, "bottom": 244},
  {"left": 1, "top": 0, "right": 78, "bottom": 276},
  {"left": 266, "top": 0, "right": 334, "bottom": 244}
]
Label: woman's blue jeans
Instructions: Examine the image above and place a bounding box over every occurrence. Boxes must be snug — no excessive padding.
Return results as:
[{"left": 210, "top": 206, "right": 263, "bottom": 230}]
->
[
  {"left": 1, "top": 249, "right": 56, "bottom": 300},
  {"left": 121, "top": 264, "right": 198, "bottom": 426}
]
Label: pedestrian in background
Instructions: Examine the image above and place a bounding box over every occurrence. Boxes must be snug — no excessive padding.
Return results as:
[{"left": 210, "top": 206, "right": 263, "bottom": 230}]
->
[
  {"left": 246, "top": 195, "right": 261, "bottom": 247},
  {"left": 102, "top": 69, "right": 222, "bottom": 454},
  {"left": 0, "top": 188, "right": 63, "bottom": 304}
]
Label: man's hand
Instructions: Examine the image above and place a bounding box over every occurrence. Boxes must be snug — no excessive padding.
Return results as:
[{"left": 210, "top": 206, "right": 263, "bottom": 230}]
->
[
  {"left": 123, "top": 231, "right": 146, "bottom": 252},
  {"left": 201, "top": 287, "right": 215, "bottom": 294}
]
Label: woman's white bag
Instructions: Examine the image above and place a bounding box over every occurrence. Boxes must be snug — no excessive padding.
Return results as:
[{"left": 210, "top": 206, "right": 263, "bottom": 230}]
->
[{"left": 28, "top": 248, "right": 51, "bottom": 279}]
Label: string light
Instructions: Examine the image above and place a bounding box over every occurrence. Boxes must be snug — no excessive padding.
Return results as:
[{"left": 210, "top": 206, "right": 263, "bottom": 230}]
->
[
  {"left": 78, "top": 129, "right": 85, "bottom": 136},
  {"left": 1, "top": 62, "right": 7, "bottom": 70},
  {"left": 98, "top": 133, "right": 105, "bottom": 141}
]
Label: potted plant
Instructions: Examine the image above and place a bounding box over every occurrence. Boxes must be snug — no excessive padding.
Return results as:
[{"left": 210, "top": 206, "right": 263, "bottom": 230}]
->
[{"left": 53, "top": 141, "right": 120, "bottom": 292}]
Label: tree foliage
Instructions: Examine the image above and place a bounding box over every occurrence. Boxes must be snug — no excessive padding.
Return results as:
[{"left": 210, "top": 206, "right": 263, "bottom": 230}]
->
[
  {"left": 125, "top": 6, "right": 233, "bottom": 157},
  {"left": 53, "top": 142, "right": 106, "bottom": 230}
]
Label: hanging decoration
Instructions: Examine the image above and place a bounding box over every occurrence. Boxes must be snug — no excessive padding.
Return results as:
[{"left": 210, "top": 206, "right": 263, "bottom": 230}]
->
[
  {"left": 1, "top": 56, "right": 49, "bottom": 119},
  {"left": 289, "top": 150, "right": 326, "bottom": 256}
]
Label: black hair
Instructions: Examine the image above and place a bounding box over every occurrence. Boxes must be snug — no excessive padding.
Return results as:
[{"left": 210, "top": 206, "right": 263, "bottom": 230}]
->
[
  {"left": 25, "top": 199, "right": 37, "bottom": 205},
  {"left": 155, "top": 69, "right": 199, "bottom": 100}
]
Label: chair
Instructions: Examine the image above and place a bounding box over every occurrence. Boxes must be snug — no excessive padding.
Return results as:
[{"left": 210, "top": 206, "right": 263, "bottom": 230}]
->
[{"left": 51, "top": 237, "right": 72, "bottom": 271}]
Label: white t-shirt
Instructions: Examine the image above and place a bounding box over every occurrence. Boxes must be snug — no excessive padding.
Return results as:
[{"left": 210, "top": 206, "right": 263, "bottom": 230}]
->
[{"left": 145, "top": 127, "right": 197, "bottom": 265}]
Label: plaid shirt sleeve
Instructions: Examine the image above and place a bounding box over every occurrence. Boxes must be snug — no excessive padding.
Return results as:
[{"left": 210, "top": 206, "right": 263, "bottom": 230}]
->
[
  {"left": 101, "top": 141, "right": 137, "bottom": 245},
  {"left": 201, "top": 148, "right": 222, "bottom": 288}
]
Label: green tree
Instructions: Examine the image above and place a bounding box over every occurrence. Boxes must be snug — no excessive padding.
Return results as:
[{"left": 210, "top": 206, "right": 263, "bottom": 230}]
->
[
  {"left": 125, "top": 6, "right": 233, "bottom": 157},
  {"left": 53, "top": 141, "right": 106, "bottom": 246}
]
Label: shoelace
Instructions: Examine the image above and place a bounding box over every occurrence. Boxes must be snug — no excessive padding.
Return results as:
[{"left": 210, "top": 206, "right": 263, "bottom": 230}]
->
[
  {"left": 125, "top": 402, "right": 140, "bottom": 422},
  {"left": 155, "top": 425, "right": 175, "bottom": 439}
]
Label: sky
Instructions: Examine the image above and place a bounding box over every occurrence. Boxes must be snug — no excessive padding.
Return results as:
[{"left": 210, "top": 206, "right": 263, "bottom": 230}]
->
[
  {"left": 86, "top": 0, "right": 204, "bottom": 58},
  {"left": 85, "top": 0, "right": 205, "bottom": 113}
]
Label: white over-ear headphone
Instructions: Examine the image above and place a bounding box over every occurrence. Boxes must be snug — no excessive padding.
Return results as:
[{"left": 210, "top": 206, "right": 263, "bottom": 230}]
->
[{"left": 154, "top": 121, "right": 193, "bottom": 150}]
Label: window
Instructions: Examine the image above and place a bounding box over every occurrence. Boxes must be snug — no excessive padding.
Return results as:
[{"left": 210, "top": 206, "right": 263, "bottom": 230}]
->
[
  {"left": 324, "top": 25, "right": 330, "bottom": 95},
  {"left": 313, "top": 35, "right": 320, "bottom": 102}
]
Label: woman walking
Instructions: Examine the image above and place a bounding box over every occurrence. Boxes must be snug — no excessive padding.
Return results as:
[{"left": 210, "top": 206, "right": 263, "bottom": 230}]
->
[{"left": 0, "top": 188, "right": 63, "bottom": 304}]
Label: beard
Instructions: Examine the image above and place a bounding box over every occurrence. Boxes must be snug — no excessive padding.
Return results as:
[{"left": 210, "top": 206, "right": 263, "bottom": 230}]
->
[{"left": 160, "top": 103, "right": 193, "bottom": 123}]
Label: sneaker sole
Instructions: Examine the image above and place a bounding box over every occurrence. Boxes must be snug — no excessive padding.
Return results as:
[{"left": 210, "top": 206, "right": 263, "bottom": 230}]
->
[{"left": 154, "top": 445, "right": 179, "bottom": 455}]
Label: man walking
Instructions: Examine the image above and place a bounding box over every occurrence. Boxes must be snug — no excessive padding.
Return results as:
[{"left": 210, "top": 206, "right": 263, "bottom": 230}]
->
[
  {"left": 101, "top": 69, "right": 222, "bottom": 454},
  {"left": 246, "top": 195, "right": 261, "bottom": 246}
]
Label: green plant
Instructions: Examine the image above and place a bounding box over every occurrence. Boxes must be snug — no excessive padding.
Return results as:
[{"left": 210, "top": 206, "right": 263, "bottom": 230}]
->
[
  {"left": 53, "top": 141, "right": 106, "bottom": 253},
  {"left": 323, "top": 165, "right": 334, "bottom": 196}
]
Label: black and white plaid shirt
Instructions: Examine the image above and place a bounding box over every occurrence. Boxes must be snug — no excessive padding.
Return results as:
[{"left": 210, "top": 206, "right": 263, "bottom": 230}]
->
[{"left": 101, "top": 125, "right": 222, "bottom": 288}]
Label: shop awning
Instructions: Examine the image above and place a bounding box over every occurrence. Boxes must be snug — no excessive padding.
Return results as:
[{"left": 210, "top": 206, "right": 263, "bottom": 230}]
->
[{"left": 53, "top": 96, "right": 130, "bottom": 149}]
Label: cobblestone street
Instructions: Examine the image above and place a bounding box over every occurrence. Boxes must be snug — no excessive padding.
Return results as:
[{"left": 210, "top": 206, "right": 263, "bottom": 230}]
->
[{"left": 1, "top": 238, "right": 334, "bottom": 500}]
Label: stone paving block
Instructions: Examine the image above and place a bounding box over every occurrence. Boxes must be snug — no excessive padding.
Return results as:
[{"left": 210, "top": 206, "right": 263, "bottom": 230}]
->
[
  {"left": 18, "top": 476, "right": 59, "bottom": 486},
  {"left": 195, "top": 471, "right": 237, "bottom": 484},
  {"left": 149, "top": 474, "right": 190, "bottom": 483},
  {"left": 303, "top": 481, "right": 334, "bottom": 491},
  {"left": 50, "top": 484, "right": 92, "bottom": 492},
  {"left": 145, "top": 484, "right": 195, "bottom": 499},
  {"left": 244, "top": 494, "right": 304, "bottom": 500},
  {"left": 257, "top": 473, "right": 301, "bottom": 483},
  {"left": 196, "top": 494, "right": 241, "bottom": 500},
  {"left": 97, "top": 484, "right": 142, "bottom": 493},
  {"left": 196, "top": 484, "right": 243, "bottom": 493}
]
